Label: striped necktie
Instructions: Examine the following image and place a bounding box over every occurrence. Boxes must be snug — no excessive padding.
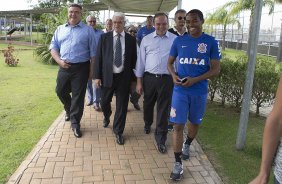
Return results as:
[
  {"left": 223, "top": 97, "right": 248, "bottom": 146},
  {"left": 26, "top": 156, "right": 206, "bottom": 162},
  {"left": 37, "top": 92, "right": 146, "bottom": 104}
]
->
[{"left": 114, "top": 33, "right": 122, "bottom": 67}]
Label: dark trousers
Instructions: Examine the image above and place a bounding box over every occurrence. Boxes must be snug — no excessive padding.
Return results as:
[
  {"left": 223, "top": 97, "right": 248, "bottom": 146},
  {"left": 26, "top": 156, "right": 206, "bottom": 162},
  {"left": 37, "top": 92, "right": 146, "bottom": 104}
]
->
[
  {"left": 143, "top": 73, "right": 173, "bottom": 145},
  {"left": 101, "top": 73, "right": 130, "bottom": 135},
  {"left": 56, "top": 62, "right": 89, "bottom": 129}
]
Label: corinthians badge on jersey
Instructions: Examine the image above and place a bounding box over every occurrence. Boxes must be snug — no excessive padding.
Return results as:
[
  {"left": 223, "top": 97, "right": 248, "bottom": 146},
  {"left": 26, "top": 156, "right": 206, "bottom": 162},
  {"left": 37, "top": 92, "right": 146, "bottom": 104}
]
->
[{"left": 197, "top": 43, "right": 207, "bottom": 53}]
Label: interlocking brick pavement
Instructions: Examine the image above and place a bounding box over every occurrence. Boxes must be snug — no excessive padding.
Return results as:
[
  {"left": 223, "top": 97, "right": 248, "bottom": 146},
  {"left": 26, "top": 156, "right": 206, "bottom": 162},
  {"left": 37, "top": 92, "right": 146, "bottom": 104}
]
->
[{"left": 7, "top": 100, "right": 223, "bottom": 184}]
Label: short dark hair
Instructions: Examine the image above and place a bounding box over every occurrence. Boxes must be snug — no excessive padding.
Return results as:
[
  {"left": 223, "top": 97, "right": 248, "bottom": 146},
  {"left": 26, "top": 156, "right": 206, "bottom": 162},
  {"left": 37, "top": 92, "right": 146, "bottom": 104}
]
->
[
  {"left": 69, "top": 3, "right": 82, "bottom": 10},
  {"left": 146, "top": 16, "right": 153, "bottom": 21},
  {"left": 187, "top": 9, "right": 204, "bottom": 21},
  {"left": 153, "top": 12, "right": 168, "bottom": 22},
  {"left": 174, "top": 9, "right": 186, "bottom": 17}
]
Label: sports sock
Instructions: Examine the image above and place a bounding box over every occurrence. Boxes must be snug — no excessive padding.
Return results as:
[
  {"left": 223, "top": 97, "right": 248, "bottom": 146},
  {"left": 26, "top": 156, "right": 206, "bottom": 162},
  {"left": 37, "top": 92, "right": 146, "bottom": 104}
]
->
[
  {"left": 184, "top": 136, "right": 194, "bottom": 145},
  {"left": 174, "top": 152, "right": 182, "bottom": 164}
]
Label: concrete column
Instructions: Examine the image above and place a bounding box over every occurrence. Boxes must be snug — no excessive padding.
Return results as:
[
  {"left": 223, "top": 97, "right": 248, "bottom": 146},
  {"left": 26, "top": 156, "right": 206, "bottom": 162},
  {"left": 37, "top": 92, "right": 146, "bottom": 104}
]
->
[{"left": 276, "top": 20, "right": 282, "bottom": 63}]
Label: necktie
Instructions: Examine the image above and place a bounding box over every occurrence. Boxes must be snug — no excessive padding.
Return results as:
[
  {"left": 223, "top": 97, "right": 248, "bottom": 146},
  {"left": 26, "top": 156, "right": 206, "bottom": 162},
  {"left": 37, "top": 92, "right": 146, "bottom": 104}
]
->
[{"left": 114, "top": 33, "right": 122, "bottom": 67}]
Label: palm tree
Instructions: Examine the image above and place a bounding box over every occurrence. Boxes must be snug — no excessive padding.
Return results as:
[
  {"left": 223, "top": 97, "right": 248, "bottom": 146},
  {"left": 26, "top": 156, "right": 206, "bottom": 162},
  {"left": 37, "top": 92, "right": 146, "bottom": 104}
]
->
[
  {"left": 222, "top": 0, "right": 282, "bottom": 55},
  {"left": 35, "top": 6, "right": 68, "bottom": 64},
  {"left": 205, "top": 7, "right": 241, "bottom": 51}
]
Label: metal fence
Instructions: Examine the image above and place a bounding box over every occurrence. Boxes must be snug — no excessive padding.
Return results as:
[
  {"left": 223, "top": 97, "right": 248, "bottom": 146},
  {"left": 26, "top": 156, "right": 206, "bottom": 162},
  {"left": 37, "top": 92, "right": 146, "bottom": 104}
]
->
[{"left": 203, "top": 7, "right": 282, "bottom": 59}]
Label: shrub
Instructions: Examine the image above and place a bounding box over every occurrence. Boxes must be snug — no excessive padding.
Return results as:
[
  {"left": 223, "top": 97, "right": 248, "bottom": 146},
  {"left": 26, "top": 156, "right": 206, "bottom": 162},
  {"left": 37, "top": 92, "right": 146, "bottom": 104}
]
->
[
  {"left": 252, "top": 57, "right": 281, "bottom": 115},
  {"left": 1, "top": 44, "right": 19, "bottom": 67}
]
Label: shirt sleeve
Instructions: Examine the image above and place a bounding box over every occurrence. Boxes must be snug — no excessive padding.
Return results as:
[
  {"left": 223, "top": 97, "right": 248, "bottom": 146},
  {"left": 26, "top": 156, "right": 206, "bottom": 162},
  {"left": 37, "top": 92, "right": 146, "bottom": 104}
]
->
[
  {"left": 135, "top": 37, "right": 146, "bottom": 77},
  {"left": 210, "top": 39, "right": 221, "bottom": 60},
  {"left": 49, "top": 27, "right": 60, "bottom": 51}
]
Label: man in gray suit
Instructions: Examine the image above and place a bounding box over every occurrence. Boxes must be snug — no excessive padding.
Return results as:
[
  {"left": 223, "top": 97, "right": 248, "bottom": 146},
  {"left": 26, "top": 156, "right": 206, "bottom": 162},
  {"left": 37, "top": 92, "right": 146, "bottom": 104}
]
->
[{"left": 94, "top": 12, "right": 137, "bottom": 145}]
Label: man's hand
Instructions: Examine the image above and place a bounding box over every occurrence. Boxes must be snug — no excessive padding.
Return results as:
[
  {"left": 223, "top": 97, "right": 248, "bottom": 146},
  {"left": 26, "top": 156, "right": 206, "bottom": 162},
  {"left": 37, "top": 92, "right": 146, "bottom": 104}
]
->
[
  {"left": 58, "top": 60, "right": 71, "bottom": 69},
  {"left": 172, "top": 75, "right": 182, "bottom": 86},
  {"left": 136, "top": 80, "right": 143, "bottom": 95},
  {"left": 95, "top": 79, "right": 102, "bottom": 88},
  {"left": 182, "top": 77, "right": 197, "bottom": 87}
]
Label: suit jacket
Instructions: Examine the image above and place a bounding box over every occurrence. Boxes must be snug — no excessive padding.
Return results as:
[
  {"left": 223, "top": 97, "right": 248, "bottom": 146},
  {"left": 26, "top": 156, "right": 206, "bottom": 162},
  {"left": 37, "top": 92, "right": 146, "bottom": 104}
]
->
[{"left": 94, "top": 31, "right": 137, "bottom": 88}]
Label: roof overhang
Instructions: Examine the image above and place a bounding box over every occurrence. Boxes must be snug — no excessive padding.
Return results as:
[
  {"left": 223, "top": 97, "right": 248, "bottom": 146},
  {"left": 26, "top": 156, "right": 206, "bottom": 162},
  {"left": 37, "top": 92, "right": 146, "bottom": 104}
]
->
[{"left": 99, "top": 0, "right": 178, "bottom": 14}]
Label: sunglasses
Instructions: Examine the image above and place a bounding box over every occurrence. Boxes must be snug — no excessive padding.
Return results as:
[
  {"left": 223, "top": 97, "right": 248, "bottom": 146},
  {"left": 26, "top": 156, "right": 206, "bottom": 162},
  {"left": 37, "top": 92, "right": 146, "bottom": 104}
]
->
[{"left": 177, "top": 16, "right": 186, "bottom": 21}]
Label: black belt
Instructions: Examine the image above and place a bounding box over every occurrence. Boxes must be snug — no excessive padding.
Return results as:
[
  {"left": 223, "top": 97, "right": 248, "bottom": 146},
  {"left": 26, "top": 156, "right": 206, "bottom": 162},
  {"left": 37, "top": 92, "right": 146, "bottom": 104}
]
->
[
  {"left": 113, "top": 71, "right": 124, "bottom": 77},
  {"left": 144, "top": 72, "right": 170, "bottom": 78},
  {"left": 67, "top": 61, "right": 90, "bottom": 65}
]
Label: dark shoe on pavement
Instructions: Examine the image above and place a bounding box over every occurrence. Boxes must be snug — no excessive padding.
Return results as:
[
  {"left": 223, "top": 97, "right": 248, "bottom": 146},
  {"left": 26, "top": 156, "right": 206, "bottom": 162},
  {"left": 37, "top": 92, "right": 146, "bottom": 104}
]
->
[
  {"left": 72, "top": 128, "right": 82, "bottom": 138},
  {"left": 86, "top": 102, "right": 93, "bottom": 106},
  {"left": 65, "top": 113, "right": 70, "bottom": 121},
  {"left": 116, "top": 134, "right": 124, "bottom": 145},
  {"left": 157, "top": 144, "right": 167, "bottom": 154},
  {"left": 167, "top": 124, "right": 173, "bottom": 131},
  {"left": 103, "top": 118, "right": 110, "bottom": 128},
  {"left": 133, "top": 103, "right": 141, "bottom": 110},
  {"left": 94, "top": 103, "right": 101, "bottom": 111},
  {"left": 170, "top": 162, "right": 183, "bottom": 181},
  {"left": 144, "top": 127, "right": 151, "bottom": 134}
]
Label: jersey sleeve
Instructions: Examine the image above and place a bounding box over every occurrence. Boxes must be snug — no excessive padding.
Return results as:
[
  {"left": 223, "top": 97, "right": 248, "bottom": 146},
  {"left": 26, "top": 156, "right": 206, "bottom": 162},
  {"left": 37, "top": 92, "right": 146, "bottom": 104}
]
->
[
  {"left": 210, "top": 39, "right": 221, "bottom": 60},
  {"left": 169, "top": 38, "right": 179, "bottom": 58}
]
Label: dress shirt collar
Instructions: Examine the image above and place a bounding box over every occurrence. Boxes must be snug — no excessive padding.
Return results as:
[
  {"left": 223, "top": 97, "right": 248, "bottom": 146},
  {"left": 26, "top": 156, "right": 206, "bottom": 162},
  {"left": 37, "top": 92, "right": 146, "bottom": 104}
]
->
[
  {"left": 173, "top": 26, "right": 187, "bottom": 36},
  {"left": 113, "top": 30, "right": 125, "bottom": 37},
  {"left": 65, "top": 21, "right": 83, "bottom": 27},
  {"left": 153, "top": 30, "right": 169, "bottom": 38}
]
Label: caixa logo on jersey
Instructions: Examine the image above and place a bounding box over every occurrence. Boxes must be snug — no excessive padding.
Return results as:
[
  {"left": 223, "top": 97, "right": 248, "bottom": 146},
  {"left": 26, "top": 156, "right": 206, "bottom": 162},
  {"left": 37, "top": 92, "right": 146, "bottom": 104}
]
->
[
  {"left": 179, "top": 58, "right": 206, "bottom": 65},
  {"left": 197, "top": 43, "right": 207, "bottom": 53}
]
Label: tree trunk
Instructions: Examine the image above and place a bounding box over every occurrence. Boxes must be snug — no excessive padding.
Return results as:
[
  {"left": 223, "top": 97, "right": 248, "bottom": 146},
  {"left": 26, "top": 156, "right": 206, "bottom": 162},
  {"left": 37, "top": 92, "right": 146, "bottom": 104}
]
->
[
  {"left": 247, "top": 11, "right": 254, "bottom": 57},
  {"left": 222, "top": 24, "right": 227, "bottom": 51},
  {"left": 277, "top": 21, "right": 282, "bottom": 63}
]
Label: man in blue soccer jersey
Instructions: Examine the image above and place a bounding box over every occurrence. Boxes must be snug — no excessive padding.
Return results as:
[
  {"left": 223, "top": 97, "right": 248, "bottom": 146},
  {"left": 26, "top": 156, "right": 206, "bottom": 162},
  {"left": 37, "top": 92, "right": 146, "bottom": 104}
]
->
[{"left": 167, "top": 9, "right": 221, "bottom": 181}]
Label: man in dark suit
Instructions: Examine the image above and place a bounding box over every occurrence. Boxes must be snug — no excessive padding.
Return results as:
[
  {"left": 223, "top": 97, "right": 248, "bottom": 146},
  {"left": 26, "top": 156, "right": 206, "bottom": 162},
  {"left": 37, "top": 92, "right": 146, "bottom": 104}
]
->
[{"left": 94, "top": 12, "right": 137, "bottom": 145}]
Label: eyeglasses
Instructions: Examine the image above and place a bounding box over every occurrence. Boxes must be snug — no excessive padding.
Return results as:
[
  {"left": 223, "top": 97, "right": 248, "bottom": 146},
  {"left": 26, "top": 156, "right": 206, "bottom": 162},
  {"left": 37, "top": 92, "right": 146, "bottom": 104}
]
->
[
  {"left": 88, "top": 21, "right": 96, "bottom": 23},
  {"left": 177, "top": 16, "right": 186, "bottom": 21}
]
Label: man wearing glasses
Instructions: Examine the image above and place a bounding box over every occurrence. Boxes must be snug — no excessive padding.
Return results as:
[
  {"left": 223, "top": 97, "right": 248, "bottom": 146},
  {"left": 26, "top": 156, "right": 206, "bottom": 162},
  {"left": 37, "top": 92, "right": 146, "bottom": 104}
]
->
[
  {"left": 94, "top": 12, "right": 137, "bottom": 145},
  {"left": 86, "top": 15, "right": 103, "bottom": 111},
  {"left": 168, "top": 9, "right": 187, "bottom": 36}
]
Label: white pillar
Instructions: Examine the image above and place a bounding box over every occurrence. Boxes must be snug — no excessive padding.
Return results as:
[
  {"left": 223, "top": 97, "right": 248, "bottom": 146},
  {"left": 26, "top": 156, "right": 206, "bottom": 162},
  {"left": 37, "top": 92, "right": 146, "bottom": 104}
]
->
[
  {"left": 30, "top": 14, "right": 33, "bottom": 45},
  {"left": 177, "top": 0, "right": 182, "bottom": 10}
]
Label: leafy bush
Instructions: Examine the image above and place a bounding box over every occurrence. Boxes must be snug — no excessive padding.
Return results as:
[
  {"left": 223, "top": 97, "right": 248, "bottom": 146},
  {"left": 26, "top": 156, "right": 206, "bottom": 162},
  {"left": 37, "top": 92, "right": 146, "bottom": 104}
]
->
[
  {"left": 209, "top": 54, "right": 280, "bottom": 115},
  {"left": 1, "top": 44, "right": 19, "bottom": 67},
  {"left": 252, "top": 57, "right": 281, "bottom": 115}
]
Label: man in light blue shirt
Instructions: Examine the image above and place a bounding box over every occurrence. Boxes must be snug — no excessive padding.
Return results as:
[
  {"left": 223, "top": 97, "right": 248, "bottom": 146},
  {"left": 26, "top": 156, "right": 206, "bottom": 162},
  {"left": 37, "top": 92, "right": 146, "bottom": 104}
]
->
[
  {"left": 136, "top": 12, "right": 177, "bottom": 154},
  {"left": 49, "top": 4, "right": 97, "bottom": 138},
  {"left": 85, "top": 15, "right": 103, "bottom": 111}
]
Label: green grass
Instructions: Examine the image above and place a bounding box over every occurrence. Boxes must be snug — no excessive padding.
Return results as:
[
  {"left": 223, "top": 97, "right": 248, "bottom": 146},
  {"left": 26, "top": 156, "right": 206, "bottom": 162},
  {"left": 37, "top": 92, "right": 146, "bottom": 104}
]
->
[
  {"left": 0, "top": 43, "right": 62, "bottom": 183},
  {"left": 222, "top": 48, "right": 276, "bottom": 62},
  {"left": 198, "top": 102, "right": 273, "bottom": 184}
]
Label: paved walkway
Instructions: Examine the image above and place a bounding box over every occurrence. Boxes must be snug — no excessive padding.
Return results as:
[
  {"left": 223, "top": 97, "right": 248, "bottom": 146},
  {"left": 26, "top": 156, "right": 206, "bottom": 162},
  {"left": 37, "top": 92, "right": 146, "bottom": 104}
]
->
[{"left": 8, "top": 99, "right": 223, "bottom": 184}]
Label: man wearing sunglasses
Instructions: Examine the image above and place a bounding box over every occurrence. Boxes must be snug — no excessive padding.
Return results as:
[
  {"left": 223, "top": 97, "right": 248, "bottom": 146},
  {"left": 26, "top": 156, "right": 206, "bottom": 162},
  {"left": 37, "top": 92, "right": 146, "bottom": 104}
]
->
[{"left": 168, "top": 9, "right": 187, "bottom": 36}]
